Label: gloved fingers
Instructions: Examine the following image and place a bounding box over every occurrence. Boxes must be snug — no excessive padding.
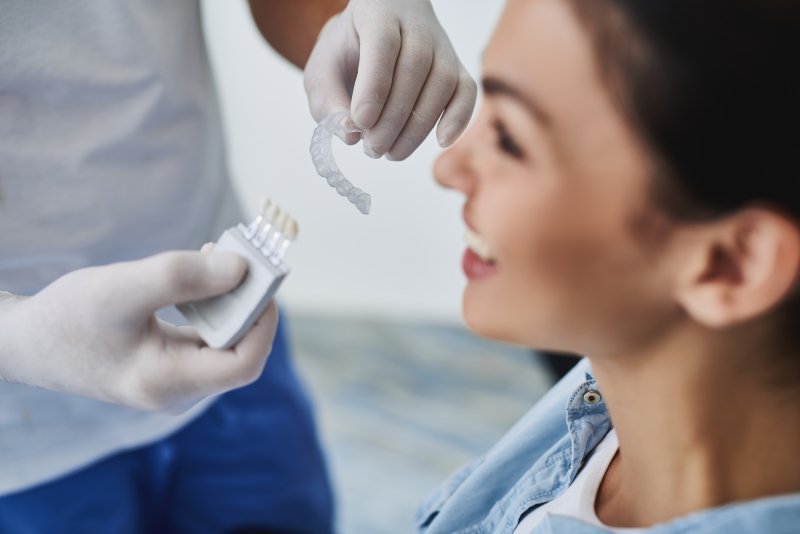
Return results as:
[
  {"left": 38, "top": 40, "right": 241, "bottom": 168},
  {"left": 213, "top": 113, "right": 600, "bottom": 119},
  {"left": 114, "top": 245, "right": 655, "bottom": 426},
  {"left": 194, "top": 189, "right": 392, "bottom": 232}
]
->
[
  {"left": 121, "top": 251, "right": 247, "bottom": 319},
  {"left": 138, "top": 304, "right": 277, "bottom": 412},
  {"left": 349, "top": 9, "right": 402, "bottom": 130},
  {"left": 360, "top": 31, "right": 435, "bottom": 158},
  {"left": 232, "top": 299, "right": 279, "bottom": 365},
  {"left": 304, "top": 63, "right": 351, "bottom": 126},
  {"left": 436, "top": 67, "right": 478, "bottom": 148},
  {"left": 305, "top": 74, "right": 358, "bottom": 145},
  {"left": 304, "top": 16, "right": 362, "bottom": 145},
  {"left": 207, "top": 300, "right": 279, "bottom": 389},
  {"left": 169, "top": 298, "right": 277, "bottom": 370},
  {"left": 385, "top": 53, "right": 460, "bottom": 161},
  {"left": 111, "top": 319, "right": 207, "bottom": 411}
]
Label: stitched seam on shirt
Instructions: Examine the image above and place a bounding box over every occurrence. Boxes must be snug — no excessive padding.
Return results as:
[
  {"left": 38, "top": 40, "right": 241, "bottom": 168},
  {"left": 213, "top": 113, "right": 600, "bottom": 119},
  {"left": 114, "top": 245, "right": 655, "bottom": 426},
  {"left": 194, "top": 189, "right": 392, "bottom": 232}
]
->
[
  {"left": 565, "top": 382, "right": 590, "bottom": 484},
  {"left": 416, "top": 455, "right": 489, "bottom": 528},
  {"left": 499, "top": 447, "right": 572, "bottom": 532},
  {"left": 450, "top": 447, "right": 571, "bottom": 534}
]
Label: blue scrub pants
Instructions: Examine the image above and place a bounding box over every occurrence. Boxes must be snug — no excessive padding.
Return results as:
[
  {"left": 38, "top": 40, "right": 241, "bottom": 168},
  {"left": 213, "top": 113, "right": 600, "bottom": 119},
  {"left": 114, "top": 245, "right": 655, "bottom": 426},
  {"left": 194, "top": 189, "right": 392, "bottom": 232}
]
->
[{"left": 0, "top": 318, "right": 334, "bottom": 534}]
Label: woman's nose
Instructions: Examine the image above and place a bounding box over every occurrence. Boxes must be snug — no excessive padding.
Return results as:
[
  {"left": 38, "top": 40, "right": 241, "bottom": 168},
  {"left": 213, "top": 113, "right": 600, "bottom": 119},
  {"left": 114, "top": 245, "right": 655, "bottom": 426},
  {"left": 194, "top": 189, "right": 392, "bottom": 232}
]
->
[{"left": 433, "top": 137, "right": 474, "bottom": 195}]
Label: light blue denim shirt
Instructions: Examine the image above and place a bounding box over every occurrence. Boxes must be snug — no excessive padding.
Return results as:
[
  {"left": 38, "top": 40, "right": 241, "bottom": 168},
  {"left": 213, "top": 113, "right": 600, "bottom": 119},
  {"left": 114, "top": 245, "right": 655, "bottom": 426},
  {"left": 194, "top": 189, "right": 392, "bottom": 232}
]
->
[{"left": 417, "top": 358, "right": 800, "bottom": 533}]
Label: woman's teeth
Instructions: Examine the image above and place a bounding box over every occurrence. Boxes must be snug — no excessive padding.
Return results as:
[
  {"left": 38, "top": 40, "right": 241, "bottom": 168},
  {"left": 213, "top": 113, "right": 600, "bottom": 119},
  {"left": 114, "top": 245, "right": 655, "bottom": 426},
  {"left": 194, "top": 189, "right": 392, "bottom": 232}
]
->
[{"left": 465, "top": 228, "right": 495, "bottom": 263}]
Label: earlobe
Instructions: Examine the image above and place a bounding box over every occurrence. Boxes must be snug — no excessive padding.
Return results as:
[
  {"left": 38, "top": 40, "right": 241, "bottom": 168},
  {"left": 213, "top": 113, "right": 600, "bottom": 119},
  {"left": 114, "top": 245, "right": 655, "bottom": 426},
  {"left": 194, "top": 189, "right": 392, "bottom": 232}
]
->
[{"left": 675, "top": 210, "right": 800, "bottom": 329}]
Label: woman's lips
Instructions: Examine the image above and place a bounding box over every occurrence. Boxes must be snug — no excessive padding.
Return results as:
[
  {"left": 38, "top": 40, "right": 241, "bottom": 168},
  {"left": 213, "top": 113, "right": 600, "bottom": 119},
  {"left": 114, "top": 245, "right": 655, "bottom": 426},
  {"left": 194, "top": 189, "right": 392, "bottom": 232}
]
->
[{"left": 462, "top": 248, "right": 499, "bottom": 280}]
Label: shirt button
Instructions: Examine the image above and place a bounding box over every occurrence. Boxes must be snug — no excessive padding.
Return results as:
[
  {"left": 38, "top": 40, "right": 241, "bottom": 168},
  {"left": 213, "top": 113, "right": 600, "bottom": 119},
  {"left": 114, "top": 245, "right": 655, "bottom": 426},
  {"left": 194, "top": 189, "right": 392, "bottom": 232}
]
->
[{"left": 583, "top": 390, "right": 602, "bottom": 404}]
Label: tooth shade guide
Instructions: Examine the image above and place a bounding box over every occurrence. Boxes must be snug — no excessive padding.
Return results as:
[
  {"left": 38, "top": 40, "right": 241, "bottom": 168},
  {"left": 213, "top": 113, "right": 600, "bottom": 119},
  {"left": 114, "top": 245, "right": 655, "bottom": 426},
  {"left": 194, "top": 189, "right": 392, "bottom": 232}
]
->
[
  {"left": 285, "top": 218, "right": 298, "bottom": 241},
  {"left": 180, "top": 196, "right": 298, "bottom": 349},
  {"left": 271, "top": 219, "right": 297, "bottom": 261},
  {"left": 274, "top": 238, "right": 291, "bottom": 261},
  {"left": 253, "top": 207, "right": 280, "bottom": 248},
  {"left": 267, "top": 213, "right": 289, "bottom": 250},
  {"left": 236, "top": 203, "right": 299, "bottom": 263},
  {"left": 243, "top": 198, "right": 274, "bottom": 239}
]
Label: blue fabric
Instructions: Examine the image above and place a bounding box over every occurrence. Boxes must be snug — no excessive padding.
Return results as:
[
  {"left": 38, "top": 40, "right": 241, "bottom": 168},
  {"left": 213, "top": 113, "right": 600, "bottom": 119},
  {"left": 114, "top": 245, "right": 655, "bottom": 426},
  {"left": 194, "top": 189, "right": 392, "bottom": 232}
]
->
[
  {"left": 0, "top": 318, "right": 334, "bottom": 534},
  {"left": 417, "top": 358, "right": 800, "bottom": 534}
]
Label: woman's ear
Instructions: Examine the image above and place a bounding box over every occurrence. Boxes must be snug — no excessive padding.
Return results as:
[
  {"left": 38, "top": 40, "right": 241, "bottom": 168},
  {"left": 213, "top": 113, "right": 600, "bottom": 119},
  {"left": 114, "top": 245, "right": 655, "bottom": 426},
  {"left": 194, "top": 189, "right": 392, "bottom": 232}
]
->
[{"left": 675, "top": 208, "right": 800, "bottom": 329}]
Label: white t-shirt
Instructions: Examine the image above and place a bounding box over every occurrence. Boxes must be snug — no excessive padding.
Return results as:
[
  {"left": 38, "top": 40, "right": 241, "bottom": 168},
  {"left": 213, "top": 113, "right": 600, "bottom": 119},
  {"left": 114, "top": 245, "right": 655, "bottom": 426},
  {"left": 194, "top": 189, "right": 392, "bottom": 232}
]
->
[
  {"left": 0, "top": 0, "right": 241, "bottom": 496},
  {"left": 514, "top": 429, "right": 646, "bottom": 533}
]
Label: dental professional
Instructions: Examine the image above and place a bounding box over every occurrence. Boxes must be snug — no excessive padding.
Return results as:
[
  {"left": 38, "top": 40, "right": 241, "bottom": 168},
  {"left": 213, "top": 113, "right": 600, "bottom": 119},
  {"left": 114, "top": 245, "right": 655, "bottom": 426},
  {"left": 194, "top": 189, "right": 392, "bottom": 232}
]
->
[{"left": 0, "top": 1, "right": 476, "bottom": 532}]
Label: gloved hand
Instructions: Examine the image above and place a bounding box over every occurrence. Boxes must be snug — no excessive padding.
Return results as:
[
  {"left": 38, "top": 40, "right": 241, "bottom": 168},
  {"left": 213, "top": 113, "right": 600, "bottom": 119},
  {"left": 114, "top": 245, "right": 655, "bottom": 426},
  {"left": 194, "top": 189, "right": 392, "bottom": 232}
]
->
[
  {"left": 0, "top": 247, "right": 278, "bottom": 413},
  {"left": 304, "top": 0, "right": 477, "bottom": 161}
]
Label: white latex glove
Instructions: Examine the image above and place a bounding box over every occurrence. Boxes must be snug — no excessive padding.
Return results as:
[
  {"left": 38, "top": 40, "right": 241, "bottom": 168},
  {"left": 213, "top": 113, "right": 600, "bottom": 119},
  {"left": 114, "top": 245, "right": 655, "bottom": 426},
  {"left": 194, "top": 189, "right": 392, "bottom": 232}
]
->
[
  {"left": 304, "top": 0, "right": 477, "bottom": 161},
  {"left": 0, "top": 247, "right": 278, "bottom": 413}
]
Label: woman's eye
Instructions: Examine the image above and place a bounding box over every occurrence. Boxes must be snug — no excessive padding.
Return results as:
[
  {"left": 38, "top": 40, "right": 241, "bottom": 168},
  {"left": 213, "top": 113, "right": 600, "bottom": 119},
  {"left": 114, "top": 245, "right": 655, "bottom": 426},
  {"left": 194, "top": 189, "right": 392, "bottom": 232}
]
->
[{"left": 493, "top": 120, "right": 524, "bottom": 159}]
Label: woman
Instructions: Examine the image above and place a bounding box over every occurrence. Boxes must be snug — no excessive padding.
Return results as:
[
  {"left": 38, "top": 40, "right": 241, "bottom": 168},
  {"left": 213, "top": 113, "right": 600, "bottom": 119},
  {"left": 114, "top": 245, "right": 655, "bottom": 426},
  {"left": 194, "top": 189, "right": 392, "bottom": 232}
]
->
[{"left": 418, "top": 0, "right": 799, "bottom": 532}]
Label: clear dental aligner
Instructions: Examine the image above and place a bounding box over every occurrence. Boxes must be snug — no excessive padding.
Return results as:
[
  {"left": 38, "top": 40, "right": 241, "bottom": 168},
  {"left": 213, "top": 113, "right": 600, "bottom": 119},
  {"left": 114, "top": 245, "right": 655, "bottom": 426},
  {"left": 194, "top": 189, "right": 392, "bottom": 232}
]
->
[{"left": 310, "top": 111, "right": 372, "bottom": 215}]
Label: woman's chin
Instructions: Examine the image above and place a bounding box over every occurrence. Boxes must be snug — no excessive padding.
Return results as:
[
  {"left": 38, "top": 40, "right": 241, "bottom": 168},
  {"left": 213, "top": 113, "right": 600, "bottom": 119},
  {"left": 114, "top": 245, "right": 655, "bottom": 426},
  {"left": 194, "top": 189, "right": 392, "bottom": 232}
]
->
[
  {"left": 462, "top": 288, "right": 573, "bottom": 351},
  {"left": 462, "top": 292, "right": 519, "bottom": 345}
]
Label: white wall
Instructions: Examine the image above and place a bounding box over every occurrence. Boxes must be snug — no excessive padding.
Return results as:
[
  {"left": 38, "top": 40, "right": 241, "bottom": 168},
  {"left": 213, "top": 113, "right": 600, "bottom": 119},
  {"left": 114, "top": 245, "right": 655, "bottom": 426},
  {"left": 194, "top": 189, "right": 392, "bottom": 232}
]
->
[{"left": 202, "top": 0, "right": 504, "bottom": 322}]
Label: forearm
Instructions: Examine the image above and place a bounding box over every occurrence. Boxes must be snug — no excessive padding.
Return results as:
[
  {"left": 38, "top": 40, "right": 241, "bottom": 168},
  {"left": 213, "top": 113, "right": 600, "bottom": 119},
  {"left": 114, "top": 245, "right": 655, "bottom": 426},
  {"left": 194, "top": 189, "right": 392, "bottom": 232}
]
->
[{"left": 248, "top": 0, "right": 348, "bottom": 68}]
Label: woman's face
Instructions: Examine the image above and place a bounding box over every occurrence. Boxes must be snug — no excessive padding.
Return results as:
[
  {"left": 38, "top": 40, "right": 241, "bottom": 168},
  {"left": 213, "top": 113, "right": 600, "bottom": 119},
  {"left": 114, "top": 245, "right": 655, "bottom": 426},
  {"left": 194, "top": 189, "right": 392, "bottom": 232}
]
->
[{"left": 435, "top": 0, "right": 681, "bottom": 355}]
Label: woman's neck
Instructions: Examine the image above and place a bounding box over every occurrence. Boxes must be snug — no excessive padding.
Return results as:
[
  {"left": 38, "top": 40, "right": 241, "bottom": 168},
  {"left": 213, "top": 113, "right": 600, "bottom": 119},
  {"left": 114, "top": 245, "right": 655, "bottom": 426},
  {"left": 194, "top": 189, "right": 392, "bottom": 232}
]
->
[{"left": 590, "top": 324, "right": 800, "bottom": 528}]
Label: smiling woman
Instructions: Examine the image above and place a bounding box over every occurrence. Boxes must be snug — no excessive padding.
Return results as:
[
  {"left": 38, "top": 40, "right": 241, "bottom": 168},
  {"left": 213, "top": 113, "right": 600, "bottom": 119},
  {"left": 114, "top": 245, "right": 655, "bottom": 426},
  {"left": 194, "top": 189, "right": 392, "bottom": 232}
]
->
[{"left": 420, "top": 0, "right": 800, "bottom": 533}]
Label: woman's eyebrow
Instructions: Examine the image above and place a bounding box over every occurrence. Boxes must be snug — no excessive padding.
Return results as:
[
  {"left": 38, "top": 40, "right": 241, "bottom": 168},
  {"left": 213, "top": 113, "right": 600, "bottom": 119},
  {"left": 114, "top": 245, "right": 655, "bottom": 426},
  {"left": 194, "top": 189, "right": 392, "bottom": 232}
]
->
[{"left": 482, "top": 76, "right": 552, "bottom": 128}]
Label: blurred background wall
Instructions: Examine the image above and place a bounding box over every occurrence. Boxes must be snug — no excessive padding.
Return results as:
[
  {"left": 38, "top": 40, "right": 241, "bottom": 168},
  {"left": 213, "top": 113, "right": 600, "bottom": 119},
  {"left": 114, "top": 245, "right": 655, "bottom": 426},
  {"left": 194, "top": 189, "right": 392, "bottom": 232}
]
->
[{"left": 201, "top": 0, "right": 505, "bottom": 323}]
